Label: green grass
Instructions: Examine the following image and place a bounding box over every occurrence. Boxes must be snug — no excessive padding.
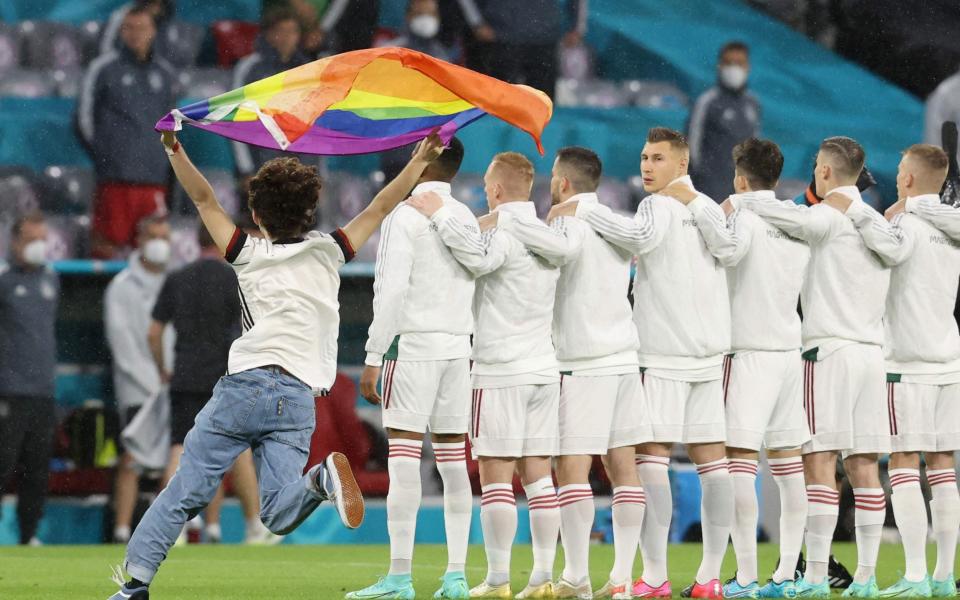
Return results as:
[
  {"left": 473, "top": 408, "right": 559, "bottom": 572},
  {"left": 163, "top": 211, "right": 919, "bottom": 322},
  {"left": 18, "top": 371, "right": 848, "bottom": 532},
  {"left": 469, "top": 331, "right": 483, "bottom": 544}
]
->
[{"left": 0, "top": 542, "right": 948, "bottom": 599}]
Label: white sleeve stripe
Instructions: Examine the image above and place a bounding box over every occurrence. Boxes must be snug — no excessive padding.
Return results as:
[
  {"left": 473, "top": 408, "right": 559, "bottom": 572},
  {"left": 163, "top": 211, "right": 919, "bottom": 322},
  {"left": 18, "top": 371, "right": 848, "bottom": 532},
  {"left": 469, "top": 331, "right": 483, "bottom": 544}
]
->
[
  {"left": 78, "top": 52, "right": 118, "bottom": 143},
  {"left": 687, "top": 88, "right": 717, "bottom": 164},
  {"left": 456, "top": 0, "right": 485, "bottom": 27},
  {"left": 320, "top": 0, "right": 350, "bottom": 31},
  {"left": 99, "top": 4, "right": 129, "bottom": 55}
]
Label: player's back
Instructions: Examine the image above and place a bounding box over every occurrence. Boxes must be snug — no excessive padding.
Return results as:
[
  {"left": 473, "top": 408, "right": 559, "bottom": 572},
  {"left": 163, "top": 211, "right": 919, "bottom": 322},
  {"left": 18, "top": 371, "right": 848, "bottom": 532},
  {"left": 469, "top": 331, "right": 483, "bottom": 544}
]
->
[
  {"left": 727, "top": 206, "right": 809, "bottom": 352},
  {"left": 885, "top": 214, "right": 960, "bottom": 366},
  {"left": 633, "top": 195, "right": 730, "bottom": 362},
  {"left": 472, "top": 228, "right": 560, "bottom": 369},
  {"left": 801, "top": 204, "right": 890, "bottom": 350},
  {"left": 227, "top": 229, "right": 352, "bottom": 394},
  {"left": 553, "top": 216, "right": 639, "bottom": 367}
]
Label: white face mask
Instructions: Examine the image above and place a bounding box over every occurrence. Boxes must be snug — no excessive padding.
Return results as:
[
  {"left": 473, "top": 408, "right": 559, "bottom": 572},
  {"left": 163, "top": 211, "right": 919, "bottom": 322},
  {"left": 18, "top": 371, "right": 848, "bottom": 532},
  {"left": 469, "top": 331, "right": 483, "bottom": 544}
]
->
[
  {"left": 22, "top": 239, "right": 47, "bottom": 266},
  {"left": 143, "top": 238, "right": 171, "bottom": 265},
  {"left": 720, "top": 64, "right": 748, "bottom": 90},
  {"left": 409, "top": 14, "right": 440, "bottom": 39}
]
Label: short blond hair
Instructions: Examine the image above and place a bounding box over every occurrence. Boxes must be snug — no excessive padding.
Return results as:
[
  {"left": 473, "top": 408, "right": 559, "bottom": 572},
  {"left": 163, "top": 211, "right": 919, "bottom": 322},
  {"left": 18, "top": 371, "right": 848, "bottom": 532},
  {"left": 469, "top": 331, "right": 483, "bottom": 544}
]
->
[
  {"left": 491, "top": 151, "right": 535, "bottom": 196},
  {"left": 904, "top": 143, "right": 948, "bottom": 173}
]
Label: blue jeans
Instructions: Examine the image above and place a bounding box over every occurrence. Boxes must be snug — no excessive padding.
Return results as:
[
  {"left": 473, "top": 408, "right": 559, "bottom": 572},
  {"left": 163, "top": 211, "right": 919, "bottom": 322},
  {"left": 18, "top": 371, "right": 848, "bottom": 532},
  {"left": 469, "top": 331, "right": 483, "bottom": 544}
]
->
[{"left": 125, "top": 367, "right": 322, "bottom": 583}]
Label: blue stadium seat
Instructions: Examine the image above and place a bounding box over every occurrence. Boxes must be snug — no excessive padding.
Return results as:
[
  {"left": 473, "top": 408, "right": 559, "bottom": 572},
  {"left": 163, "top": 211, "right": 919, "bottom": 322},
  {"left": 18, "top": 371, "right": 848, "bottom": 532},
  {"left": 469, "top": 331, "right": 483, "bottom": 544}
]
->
[
  {"left": 0, "top": 167, "right": 41, "bottom": 220},
  {"left": 183, "top": 67, "right": 234, "bottom": 100},
  {"left": 0, "top": 24, "right": 22, "bottom": 74},
  {"left": 621, "top": 80, "right": 690, "bottom": 110},
  {"left": 556, "top": 78, "right": 630, "bottom": 108},
  {"left": 45, "top": 215, "right": 88, "bottom": 260},
  {"left": 0, "top": 69, "right": 56, "bottom": 97},
  {"left": 40, "top": 166, "right": 94, "bottom": 216},
  {"left": 18, "top": 21, "right": 87, "bottom": 70}
]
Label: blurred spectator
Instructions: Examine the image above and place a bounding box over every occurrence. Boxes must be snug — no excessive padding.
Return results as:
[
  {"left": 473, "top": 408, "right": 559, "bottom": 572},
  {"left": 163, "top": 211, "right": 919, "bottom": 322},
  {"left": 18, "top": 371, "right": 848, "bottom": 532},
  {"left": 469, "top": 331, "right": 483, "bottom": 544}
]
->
[
  {"left": 0, "top": 213, "right": 58, "bottom": 545},
  {"left": 924, "top": 67, "right": 960, "bottom": 165},
  {"left": 148, "top": 226, "right": 277, "bottom": 544},
  {"left": 77, "top": 5, "right": 177, "bottom": 259},
  {"left": 377, "top": 0, "right": 458, "bottom": 63},
  {"left": 233, "top": 8, "right": 323, "bottom": 194},
  {"left": 264, "top": 0, "right": 379, "bottom": 56},
  {"left": 100, "top": 0, "right": 200, "bottom": 68},
  {"left": 457, "top": 0, "right": 588, "bottom": 98},
  {"left": 104, "top": 216, "right": 173, "bottom": 543},
  {"left": 687, "top": 41, "right": 761, "bottom": 202}
]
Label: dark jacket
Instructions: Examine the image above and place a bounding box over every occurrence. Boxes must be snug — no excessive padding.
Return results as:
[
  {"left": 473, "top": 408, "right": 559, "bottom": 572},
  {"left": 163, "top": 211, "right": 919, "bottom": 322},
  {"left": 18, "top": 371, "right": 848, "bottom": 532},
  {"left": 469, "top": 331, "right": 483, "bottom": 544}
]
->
[
  {"left": 0, "top": 261, "right": 59, "bottom": 398},
  {"left": 687, "top": 84, "right": 761, "bottom": 202},
  {"left": 76, "top": 45, "right": 178, "bottom": 185}
]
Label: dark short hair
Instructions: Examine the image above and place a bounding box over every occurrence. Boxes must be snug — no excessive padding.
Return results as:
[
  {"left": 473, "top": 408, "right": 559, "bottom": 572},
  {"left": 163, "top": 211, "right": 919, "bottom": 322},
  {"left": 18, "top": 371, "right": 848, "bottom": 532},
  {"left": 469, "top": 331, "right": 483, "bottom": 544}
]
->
[
  {"left": 248, "top": 157, "right": 321, "bottom": 239},
  {"left": 11, "top": 211, "right": 45, "bottom": 239},
  {"left": 646, "top": 127, "right": 688, "bottom": 151},
  {"left": 719, "top": 40, "right": 749, "bottom": 61},
  {"left": 819, "top": 136, "right": 865, "bottom": 179},
  {"left": 425, "top": 137, "right": 464, "bottom": 182},
  {"left": 555, "top": 146, "right": 602, "bottom": 193},
  {"left": 904, "top": 143, "right": 949, "bottom": 172},
  {"left": 125, "top": 2, "right": 158, "bottom": 25},
  {"left": 261, "top": 6, "right": 301, "bottom": 32},
  {"left": 732, "top": 138, "right": 783, "bottom": 190},
  {"left": 197, "top": 223, "right": 217, "bottom": 249}
]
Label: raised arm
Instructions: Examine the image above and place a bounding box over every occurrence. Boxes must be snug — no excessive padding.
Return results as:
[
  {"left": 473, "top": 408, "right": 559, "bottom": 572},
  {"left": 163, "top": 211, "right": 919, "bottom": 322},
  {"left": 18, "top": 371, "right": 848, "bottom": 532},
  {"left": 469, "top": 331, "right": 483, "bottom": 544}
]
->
[
  {"left": 161, "top": 132, "right": 236, "bottom": 253},
  {"left": 686, "top": 195, "right": 746, "bottom": 266},
  {"left": 841, "top": 199, "right": 912, "bottom": 266},
  {"left": 499, "top": 213, "right": 585, "bottom": 267},
  {"left": 340, "top": 133, "right": 445, "bottom": 252},
  {"left": 906, "top": 195, "right": 960, "bottom": 241},
  {"left": 730, "top": 195, "right": 836, "bottom": 244},
  {"left": 574, "top": 196, "right": 670, "bottom": 256}
]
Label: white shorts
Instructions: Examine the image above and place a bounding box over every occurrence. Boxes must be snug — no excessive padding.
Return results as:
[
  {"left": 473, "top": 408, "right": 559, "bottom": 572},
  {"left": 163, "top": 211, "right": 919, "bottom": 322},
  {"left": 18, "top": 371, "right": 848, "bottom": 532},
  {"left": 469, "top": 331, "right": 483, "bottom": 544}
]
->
[
  {"left": 887, "top": 378, "right": 960, "bottom": 453},
  {"left": 558, "top": 372, "right": 651, "bottom": 455},
  {"left": 643, "top": 372, "right": 725, "bottom": 444},
  {"left": 380, "top": 358, "right": 471, "bottom": 434},
  {"left": 724, "top": 351, "right": 811, "bottom": 451},
  {"left": 470, "top": 383, "right": 560, "bottom": 458},
  {"left": 802, "top": 344, "right": 890, "bottom": 456}
]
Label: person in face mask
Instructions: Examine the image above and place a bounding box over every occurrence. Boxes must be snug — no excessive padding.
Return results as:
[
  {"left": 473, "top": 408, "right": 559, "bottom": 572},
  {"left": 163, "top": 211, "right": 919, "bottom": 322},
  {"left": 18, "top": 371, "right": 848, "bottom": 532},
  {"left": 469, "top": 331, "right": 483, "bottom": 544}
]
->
[
  {"left": 375, "top": 0, "right": 458, "bottom": 64},
  {"left": 0, "top": 212, "right": 60, "bottom": 545},
  {"left": 686, "top": 41, "right": 762, "bottom": 203},
  {"left": 104, "top": 215, "right": 175, "bottom": 544}
]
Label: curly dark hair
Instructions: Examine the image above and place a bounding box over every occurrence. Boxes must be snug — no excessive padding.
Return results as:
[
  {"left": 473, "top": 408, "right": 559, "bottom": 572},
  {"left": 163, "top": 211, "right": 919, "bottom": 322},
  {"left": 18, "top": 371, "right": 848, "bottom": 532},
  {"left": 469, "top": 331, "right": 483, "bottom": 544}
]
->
[{"left": 248, "top": 157, "right": 321, "bottom": 240}]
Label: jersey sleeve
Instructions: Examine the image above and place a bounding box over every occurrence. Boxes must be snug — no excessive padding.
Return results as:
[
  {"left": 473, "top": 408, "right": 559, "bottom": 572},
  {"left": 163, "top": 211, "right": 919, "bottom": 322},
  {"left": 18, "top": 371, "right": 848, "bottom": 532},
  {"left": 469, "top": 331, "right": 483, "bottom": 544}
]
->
[
  {"left": 844, "top": 200, "right": 911, "bottom": 266},
  {"left": 907, "top": 196, "right": 960, "bottom": 241},
  {"left": 431, "top": 205, "right": 510, "bottom": 277},
  {"left": 687, "top": 195, "right": 746, "bottom": 266},
  {"left": 498, "top": 213, "right": 586, "bottom": 267},
  {"left": 576, "top": 196, "right": 671, "bottom": 256}
]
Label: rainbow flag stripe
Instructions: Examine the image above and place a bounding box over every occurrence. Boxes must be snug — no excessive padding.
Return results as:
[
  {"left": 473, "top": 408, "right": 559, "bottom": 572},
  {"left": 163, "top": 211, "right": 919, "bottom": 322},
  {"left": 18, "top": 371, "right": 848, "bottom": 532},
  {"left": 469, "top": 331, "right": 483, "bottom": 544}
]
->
[{"left": 156, "top": 47, "right": 553, "bottom": 155}]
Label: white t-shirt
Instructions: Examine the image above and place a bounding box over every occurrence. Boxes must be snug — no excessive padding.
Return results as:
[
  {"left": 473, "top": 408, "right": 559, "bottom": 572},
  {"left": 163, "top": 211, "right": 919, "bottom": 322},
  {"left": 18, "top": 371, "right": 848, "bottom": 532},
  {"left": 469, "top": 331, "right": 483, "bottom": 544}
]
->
[{"left": 225, "top": 227, "right": 354, "bottom": 394}]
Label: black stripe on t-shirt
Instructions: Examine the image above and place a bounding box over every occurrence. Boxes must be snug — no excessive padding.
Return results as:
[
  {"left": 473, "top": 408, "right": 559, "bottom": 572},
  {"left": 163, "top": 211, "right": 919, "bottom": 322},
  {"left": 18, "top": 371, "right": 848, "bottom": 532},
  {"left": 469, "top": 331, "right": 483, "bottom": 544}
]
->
[
  {"left": 238, "top": 286, "right": 254, "bottom": 330},
  {"left": 330, "top": 228, "right": 356, "bottom": 263},
  {"left": 224, "top": 227, "right": 248, "bottom": 264}
]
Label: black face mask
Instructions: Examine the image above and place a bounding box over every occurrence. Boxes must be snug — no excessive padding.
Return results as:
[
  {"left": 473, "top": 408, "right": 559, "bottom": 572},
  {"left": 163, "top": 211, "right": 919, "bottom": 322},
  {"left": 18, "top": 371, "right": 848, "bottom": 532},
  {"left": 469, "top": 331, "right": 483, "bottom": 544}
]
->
[{"left": 806, "top": 166, "right": 877, "bottom": 203}]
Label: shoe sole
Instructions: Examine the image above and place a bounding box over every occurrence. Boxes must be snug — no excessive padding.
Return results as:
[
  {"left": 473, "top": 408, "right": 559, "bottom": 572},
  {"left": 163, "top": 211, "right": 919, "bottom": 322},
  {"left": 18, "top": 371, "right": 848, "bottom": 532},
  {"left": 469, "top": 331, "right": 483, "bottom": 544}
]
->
[{"left": 325, "top": 452, "right": 364, "bottom": 529}]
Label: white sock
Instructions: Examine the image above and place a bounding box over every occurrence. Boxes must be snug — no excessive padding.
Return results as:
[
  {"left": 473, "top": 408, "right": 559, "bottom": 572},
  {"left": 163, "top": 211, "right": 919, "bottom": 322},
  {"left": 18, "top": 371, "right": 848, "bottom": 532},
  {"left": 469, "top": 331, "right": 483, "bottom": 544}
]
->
[
  {"left": 434, "top": 442, "right": 471, "bottom": 574},
  {"left": 113, "top": 525, "right": 131, "bottom": 543},
  {"left": 769, "top": 457, "right": 806, "bottom": 583},
  {"left": 387, "top": 439, "right": 422, "bottom": 575},
  {"left": 524, "top": 478, "right": 560, "bottom": 586},
  {"left": 928, "top": 469, "right": 960, "bottom": 581},
  {"left": 729, "top": 458, "right": 759, "bottom": 585},
  {"left": 637, "top": 454, "right": 671, "bottom": 587},
  {"left": 558, "top": 483, "right": 593, "bottom": 586},
  {"left": 803, "top": 484, "right": 839, "bottom": 585},
  {"left": 889, "top": 469, "right": 928, "bottom": 582},
  {"left": 204, "top": 522, "right": 222, "bottom": 542},
  {"left": 480, "top": 483, "right": 516, "bottom": 586},
  {"left": 852, "top": 488, "right": 886, "bottom": 584},
  {"left": 610, "top": 486, "right": 646, "bottom": 583},
  {"left": 696, "top": 458, "right": 734, "bottom": 584}
]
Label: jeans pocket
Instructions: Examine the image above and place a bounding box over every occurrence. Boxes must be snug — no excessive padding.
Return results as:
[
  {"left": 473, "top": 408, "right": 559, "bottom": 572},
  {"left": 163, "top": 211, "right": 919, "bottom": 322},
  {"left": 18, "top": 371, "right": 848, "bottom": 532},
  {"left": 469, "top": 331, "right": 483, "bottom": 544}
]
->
[
  {"left": 208, "top": 375, "right": 261, "bottom": 436},
  {"left": 270, "top": 394, "right": 315, "bottom": 449}
]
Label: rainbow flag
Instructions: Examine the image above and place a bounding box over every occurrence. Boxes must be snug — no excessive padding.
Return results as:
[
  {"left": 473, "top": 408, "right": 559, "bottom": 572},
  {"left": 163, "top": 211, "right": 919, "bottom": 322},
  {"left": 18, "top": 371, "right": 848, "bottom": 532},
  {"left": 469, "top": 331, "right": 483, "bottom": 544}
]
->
[{"left": 156, "top": 47, "right": 553, "bottom": 155}]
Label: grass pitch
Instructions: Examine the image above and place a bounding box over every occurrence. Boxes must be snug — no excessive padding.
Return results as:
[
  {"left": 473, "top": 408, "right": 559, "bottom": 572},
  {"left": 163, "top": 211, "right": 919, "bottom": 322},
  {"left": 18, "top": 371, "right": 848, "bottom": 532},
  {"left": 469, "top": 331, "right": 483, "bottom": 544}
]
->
[{"left": 0, "top": 542, "right": 948, "bottom": 599}]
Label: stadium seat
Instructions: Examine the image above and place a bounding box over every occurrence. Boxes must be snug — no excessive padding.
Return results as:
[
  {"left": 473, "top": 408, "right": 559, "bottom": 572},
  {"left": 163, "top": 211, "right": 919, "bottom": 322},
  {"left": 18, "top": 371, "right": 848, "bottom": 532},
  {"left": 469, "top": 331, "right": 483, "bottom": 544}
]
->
[
  {"left": 0, "top": 167, "right": 41, "bottom": 220},
  {"left": 40, "top": 166, "right": 94, "bottom": 216},
  {"left": 559, "top": 43, "right": 594, "bottom": 81},
  {"left": 51, "top": 67, "right": 82, "bottom": 98},
  {"left": 556, "top": 78, "right": 630, "bottom": 108},
  {"left": 0, "top": 23, "right": 22, "bottom": 74},
  {"left": 182, "top": 67, "right": 234, "bottom": 100},
  {"left": 450, "top": 173, "right": 487, "bottom": 216},
  {"left": 45, "top": 215, "right": 88, "bottom": 260},
  {"left": 0, "top": 69, "right": 56, "bottom": 97},
  {"left": 18, "top": 21, "right": 87, "bottom": 70},
  {"left": 621, "top": 79, "right": 690, "bottom": 109},
  {"left": 211, "top": 20, "right": 260, "bottom": 68},
  {"left": 158, "top": 21, "right": 206, "bottom": 68}
]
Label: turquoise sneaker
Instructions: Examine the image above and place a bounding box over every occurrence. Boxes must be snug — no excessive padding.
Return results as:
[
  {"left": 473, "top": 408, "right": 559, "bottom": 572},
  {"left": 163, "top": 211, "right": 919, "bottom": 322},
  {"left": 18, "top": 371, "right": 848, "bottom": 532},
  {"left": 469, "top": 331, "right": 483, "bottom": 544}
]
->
[
  {"left": 434, "top": 571, "right": 470, "bottom": 599},
  {"left": 879, "top": 577, "right": 932, "bottom": 598},
  {"left": 794, "top": 577, "right": 831, "bottom": 598},
  {"left": 843, "top": 577, "right": 880, "bottom": 598},
  {"left": 929, "top": 575, "right": 957, "bottom": 598},
  {"left": 346, "top": 574, "right": 416, "bottom": 600},
  {"left": 759, "top": 579, "right": 799, "bottom": 598},
  {"left": 724, "top": 578, "right": 761, "bottom": 598}
]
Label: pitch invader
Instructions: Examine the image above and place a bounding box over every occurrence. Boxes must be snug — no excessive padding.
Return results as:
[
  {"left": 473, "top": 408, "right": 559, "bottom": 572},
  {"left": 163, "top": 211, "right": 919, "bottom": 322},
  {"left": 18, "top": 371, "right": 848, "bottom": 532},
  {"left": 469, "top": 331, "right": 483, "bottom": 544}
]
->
[
  {"left": 407, "top": 152, "right": 564, "bottom": 599},
  {"left": 729, "top": 137, "right": 909, "bottom": 598},
  {"left": 551, "top": 128, "right": 741, "bottom": 599},
  {"left": 352, "top": 139, "right": 475, "bottom": 600},
  {"left": 875, "top": 144, "right": 960, "bottom": 598},
  {"left": 716, "top": 139, "right": 811, "bottom": 598},
  {"left": 506, "top": 147, "right": 651, "bottom": 599}
]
